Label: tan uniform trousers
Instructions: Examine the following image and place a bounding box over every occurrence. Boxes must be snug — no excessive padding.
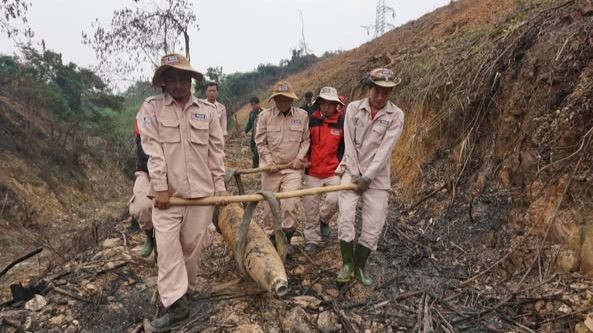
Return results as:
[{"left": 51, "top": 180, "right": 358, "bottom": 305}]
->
[
  {"left": 128, "top": 171, "right": 153, "bottom": 230},
  {"left": 153, "top": 205, "right": 214, "bottom": 307},
  {"left": 302, "top": 175, "right": 340, "bottom": 245},
  {"left": 337, "top": 172, "right": 389, "bottom": 251},
  {"left": 261, "top": 169, "right": 302, "bottom": 234}
]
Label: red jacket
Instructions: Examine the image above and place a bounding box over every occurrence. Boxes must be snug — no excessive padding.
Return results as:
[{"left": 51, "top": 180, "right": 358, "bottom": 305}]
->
[{"left": 306, "top": 110, "right": 345, "bottom": 179}]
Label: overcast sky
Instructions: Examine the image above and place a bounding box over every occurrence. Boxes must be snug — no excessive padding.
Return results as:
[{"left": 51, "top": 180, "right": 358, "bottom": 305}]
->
[{"left": 1, "top": 0, "right": 450, "bottom": 80}]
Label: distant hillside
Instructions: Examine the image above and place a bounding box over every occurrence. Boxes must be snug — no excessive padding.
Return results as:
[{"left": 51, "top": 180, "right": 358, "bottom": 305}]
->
[{"left": 0, "top": 51, "right": 133, "bottom": 288}]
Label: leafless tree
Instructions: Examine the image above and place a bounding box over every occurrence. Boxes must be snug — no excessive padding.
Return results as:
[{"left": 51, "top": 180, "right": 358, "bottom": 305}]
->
[
  {"left": 1, "top": 0, "right": 32, "bottom": 40},
  {"left": 83, "top": 0, "right": 198, "bottom": 82}
]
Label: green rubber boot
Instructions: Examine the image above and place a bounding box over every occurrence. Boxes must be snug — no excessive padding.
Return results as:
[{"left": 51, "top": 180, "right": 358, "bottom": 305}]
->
[
  {"left": 354, "top": 243, "right": 373, "bottom": 286},
  {"left": 147, "top": 294, "right": 189, "bottom": 332},
  {"left": 140, "top": 229, "right": 155, "bottom": 258},
  {"left": 336, "top": 241, "right": 354, "bottom": 284}
]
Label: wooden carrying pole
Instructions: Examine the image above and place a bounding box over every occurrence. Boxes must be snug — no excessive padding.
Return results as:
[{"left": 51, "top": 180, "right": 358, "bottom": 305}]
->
[
  {"left": 169, "top": 183, "right": 358, "bottom": 207},
  {"left": 233, "top": 163, "right": 292, "bottom": 175}
]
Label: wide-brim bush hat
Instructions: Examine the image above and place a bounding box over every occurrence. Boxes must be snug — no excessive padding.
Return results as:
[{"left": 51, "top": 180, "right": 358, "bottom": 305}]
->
[
  {"left": 313, "top": 86, "right": 345, "bottom": 106},
  {"left": 268, "top": 81, "right": 298, "bottom": 101},
  {"left": 152, "top": 53, "right": 203, "bottom": 87}
]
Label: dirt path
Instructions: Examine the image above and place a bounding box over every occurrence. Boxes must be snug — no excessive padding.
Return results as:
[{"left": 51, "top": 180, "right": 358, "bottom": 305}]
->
[{"left": 1, "top": 135, "right": 592, "bottom": 333}]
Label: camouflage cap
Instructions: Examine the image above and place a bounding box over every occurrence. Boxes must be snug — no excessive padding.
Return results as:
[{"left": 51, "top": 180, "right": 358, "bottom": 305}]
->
[
  {"left": 152, "top": 53, "right": 204, "bottom": 87},
  {"left": 268, "top": 81, "right": 298, "bottom": 101}
]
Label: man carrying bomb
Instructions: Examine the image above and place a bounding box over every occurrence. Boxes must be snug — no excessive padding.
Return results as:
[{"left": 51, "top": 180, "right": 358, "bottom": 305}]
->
[
  {"left": 302, "top": 86, "right": 345, "bottom": 254},
  {"left": 255, "top": 81, "right": 310, "bottom": 254},
  {"left": 137, "top": 53, "right": 227, "bottom": 331},
  {"left": 335, "top": 68, "right": 404, "bottom": 286}
]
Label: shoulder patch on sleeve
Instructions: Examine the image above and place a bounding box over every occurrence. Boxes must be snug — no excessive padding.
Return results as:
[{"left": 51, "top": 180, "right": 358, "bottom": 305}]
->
[
  {"left": 141, "top": 115, "right": 152, "bottom": 127},
  {"left": 144, "top": 94, "right": 163, "bottom": 103}
]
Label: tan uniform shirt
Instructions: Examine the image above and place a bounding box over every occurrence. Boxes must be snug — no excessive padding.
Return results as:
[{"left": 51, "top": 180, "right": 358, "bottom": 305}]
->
[
  {"left": 214, "top": 101, "right": 227, "bottom": 136},
  {"left": 137, "top": 93, "right": 226, "bottom": 198},
  {"left": 255, "top": 106, "right": 310, "bottom": 171},
  {"left": 338, "top": 98, "right": 404, "bottom": 190},
  {"left": 202, "top": 99, "right": 227, "bottom": 136}
]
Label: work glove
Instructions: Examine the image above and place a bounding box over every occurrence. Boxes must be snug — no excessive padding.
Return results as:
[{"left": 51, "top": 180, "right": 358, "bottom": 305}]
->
[
  {"left": 154, "top": 191, "right": 171, "bottom": 210},
  {"left": 352, "top": 175, "right": 371, "bottom": 194}
]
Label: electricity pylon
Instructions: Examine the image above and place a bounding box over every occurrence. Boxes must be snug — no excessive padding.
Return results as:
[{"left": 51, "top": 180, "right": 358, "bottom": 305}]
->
[{"left": 361, "top": 0, "right": 396, "bottom": 38}]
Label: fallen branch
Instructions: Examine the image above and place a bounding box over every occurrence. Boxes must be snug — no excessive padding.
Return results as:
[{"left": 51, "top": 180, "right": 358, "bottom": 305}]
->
[
  {"left": 50, "top": 284, "right": 92, "bottom": 303},
  {"left": 233, "top": 163, "right": 292, "bottom": 175},
  {"left": 400, "top": 183, "right": 447, "bottom": 215},
  {"left": 127, "top": 322, "right": 143, "bottom": 333},
  {"left": 539, "top": 305, "right": 593, "bottom": 324},
  {"left": 1, "top": 318, "right": 21, "bottom": 330},
  {"left": 0, "top": 248, "right": 43, "bottom": 278},
  {"left": 452, "top": 295, "right": 514, "bottom": 325}
]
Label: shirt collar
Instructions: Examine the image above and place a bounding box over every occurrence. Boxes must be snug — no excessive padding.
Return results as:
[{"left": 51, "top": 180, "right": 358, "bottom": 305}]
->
[
  {"left": 273, "top": 106, "right": 295, "bottom": 117},
  {"left": 163, "top": 92, "right": 201, "bottom": 108},
  {"left": 313, "top": 109, "right": 339, "bottom": 123},
  {"left": 359, "top": 97, "right": 394, "bottom": 116},
  {"left": 163, "top": 92, "right": 174, "bottom": 106}
]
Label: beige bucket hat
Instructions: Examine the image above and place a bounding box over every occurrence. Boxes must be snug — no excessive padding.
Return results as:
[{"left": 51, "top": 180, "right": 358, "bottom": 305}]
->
[
  {"left": 152, "top": 53, "right": 204, "bottom": 87},
  {"left": 268, "top": 81, "right": 298, "bottom": 101},
  {"left": 313, "top": 86, "right": 345, "bottom": 106},
  {"left": 368, "top": 68, "right": 401, "bottom": 88}
]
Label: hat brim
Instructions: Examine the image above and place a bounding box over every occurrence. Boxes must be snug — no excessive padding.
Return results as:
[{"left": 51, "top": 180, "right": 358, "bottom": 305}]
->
[
  {"left": 370, "top": 77, "right": 402, "bottom": 88},
  {"left": 152, "top": 64, "right": 204, "bottom": 87},
  {"left": 314, "top": 94, "right": 345, "bottom": 106},
  {"left": 268, "top": 91, "right": 298, "bottom": 101}
]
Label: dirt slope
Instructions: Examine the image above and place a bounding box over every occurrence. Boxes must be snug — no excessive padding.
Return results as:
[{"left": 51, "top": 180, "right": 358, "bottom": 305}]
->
[{"left": 0, "top": 91, "right": 131, "bottom": 295}]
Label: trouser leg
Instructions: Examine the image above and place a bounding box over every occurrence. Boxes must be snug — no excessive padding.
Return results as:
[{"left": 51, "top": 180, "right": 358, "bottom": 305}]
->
[
  {"left": 303, "top": 175, "right": 322, "bottom": 245},
  {"left": 180, "top": 206, "right": 214, "bottom": 288},
  {"left": 279, "top": 170, "right": 303, "bottom": 232},
  {"left": 129, "top": 171, "right": 153, "bottom": 230},
  {"left": 319, "top": 175, "right": 340, "bottom": 222},
  {"left": 153, "top": 206, "right": 186, "bottom": 308},
  {"left": 250, "top": 141, "right": 259, "bottom": 168},
  {"left": 337, "top": 172, "right": 360, "bottom": 243},
  {"left": 358, "top": 189, "right": 389, "bottom": 251}
]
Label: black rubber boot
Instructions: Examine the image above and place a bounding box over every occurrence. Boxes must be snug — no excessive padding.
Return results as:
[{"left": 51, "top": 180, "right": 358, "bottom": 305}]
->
[
  {"left": 147, "top": 295, "right": 189, "bottom": 332},
  {"left": 336, "top": 241, "right": 354, "bottom": 284},
  {"left": 140, "top": 228, "right": 155, "bottom": 258},
  {"left": 354, "top": 243, "right": 373, "bottom": 286}
]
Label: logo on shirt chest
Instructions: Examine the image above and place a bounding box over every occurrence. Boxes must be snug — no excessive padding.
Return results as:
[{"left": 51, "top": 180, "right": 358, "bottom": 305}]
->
[
  {"left": 290, "top": 119, "right": 302, "bottom": 126},
  {"left": 192, "top": 113, "right": 207, "bottom": 121},
  {"left": 377, "top": 119, "right": 390, "bottom": 127}
]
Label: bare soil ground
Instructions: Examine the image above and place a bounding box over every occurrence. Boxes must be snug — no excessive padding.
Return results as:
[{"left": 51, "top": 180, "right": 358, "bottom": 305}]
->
[{"left": 2, "top": 136, "right": 593, "bottom": 333}]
